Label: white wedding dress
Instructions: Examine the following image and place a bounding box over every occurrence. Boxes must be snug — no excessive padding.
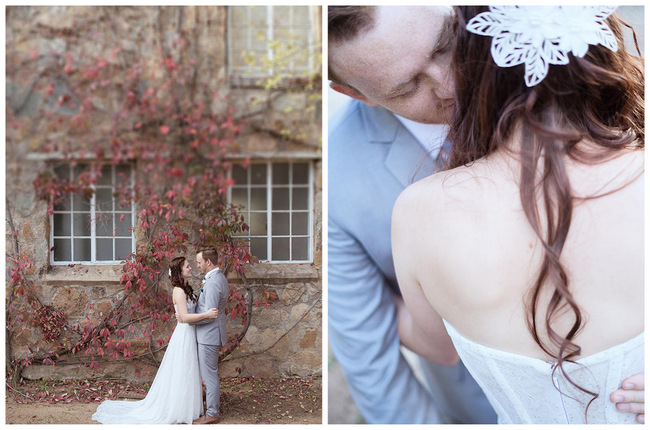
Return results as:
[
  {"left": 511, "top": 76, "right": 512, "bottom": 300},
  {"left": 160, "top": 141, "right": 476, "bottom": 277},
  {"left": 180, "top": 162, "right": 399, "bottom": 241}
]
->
[
  {"left": 443, "top": 320, "right": 644, "bottom": 424},
  {"left": 92, "top": 300, "right": 203, "bottom": 424}
]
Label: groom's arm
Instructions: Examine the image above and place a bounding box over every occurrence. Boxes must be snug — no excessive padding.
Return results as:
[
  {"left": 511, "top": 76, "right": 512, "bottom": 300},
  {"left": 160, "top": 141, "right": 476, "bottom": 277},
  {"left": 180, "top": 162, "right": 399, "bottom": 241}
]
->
[
  {"left": 188, "top": 280, "right": 221, "bottom": 326},
  {"left": 329, "top": 219, "right": 444, "bottom": 424}
]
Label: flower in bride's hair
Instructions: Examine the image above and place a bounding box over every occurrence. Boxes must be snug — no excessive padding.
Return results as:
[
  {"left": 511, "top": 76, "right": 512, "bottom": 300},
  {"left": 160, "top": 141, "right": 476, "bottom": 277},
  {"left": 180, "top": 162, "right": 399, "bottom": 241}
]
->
[
  {"left": 168, "top": 268, "right": 172, "bottom": 277},
  {"left": 466, "top": 6, "right": 618, "bottom": 87}
]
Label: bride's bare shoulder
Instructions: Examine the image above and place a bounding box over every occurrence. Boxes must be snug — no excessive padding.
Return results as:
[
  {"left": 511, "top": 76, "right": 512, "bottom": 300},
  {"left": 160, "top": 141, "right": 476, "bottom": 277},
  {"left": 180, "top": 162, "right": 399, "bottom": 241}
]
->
[
  {"left": 394, "top": 160, "right": 497, "bottom": 220},
  {"left": 172, "top": 286, "right": 187, "bottom": 302}
]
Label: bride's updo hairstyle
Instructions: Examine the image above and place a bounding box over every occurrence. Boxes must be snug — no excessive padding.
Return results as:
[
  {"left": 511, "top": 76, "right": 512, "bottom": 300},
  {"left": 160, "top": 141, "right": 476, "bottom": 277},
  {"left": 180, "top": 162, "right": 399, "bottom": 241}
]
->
[
  {"left": 169, "top": 257, "right": 197, "bottom": 302},
  {"left": 447, "top": 5, "right": 643, "bottom": 413}
]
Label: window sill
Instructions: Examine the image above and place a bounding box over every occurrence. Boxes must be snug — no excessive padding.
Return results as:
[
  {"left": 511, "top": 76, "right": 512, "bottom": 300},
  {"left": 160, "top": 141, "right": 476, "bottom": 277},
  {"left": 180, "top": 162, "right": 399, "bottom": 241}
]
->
[
  {"left": 230, "top": 262, "right": 320, "bottom": 282},
  {"left": 44, "top": 265, "right": 124, "bottom": 285},
  {"left": 228, "top": 75, "right": 316, "bottom": 90}
]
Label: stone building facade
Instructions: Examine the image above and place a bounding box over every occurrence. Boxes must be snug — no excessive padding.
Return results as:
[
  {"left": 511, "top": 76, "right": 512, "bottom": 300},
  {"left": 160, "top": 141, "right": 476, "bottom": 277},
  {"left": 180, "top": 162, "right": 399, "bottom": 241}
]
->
[{"left": 6, "top": 6, "right": 322, "bottom": 382}]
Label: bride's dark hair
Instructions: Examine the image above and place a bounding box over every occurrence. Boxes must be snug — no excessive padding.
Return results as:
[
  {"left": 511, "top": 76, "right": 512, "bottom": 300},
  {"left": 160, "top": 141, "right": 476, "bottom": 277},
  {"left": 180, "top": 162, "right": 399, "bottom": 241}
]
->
[
  {"left": 169, "top": 257, "right": 197, "bottom": 302},
  {"left": 445, "top": 6, "right": 643, "bottom": 414}
]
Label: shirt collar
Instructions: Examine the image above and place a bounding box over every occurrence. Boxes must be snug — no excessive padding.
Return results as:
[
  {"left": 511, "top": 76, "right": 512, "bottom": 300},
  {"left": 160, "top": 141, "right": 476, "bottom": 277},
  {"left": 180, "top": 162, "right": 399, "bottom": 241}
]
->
[
  {"left": 394, "top": 114, "right": 449, "bottom": 161},
  {"left": 204, "top": 267, "right": 220, "bottom": 279}
]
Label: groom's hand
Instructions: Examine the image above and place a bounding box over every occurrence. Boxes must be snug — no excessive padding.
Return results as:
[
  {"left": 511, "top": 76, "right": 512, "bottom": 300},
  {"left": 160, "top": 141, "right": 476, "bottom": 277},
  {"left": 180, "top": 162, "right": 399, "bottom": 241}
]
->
[
  {"left": 174, "top": 312, "right": 180, "bottom": 322},
  {"left": 610, "top": 373, "right": 644, "bottom": 423}
]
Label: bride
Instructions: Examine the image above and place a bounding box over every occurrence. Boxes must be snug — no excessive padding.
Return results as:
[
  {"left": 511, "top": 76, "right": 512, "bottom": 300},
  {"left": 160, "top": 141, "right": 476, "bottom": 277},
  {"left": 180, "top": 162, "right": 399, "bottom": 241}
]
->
[
  {"left": 392, "top": 6, "right": 643, "bottom": 424},
  {"left": 92, "top": 256, "right": 218, "bottom": 424}
]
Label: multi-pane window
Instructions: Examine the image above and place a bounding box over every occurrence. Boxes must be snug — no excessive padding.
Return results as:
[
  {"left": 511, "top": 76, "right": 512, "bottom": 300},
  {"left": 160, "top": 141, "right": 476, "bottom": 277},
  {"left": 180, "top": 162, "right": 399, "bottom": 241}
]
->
[
  {"left": 230, "top": 161, "right": 312, "bottom": 262},
  {"left": 228, "top": 5, "right": 315, "bottom": 77},
  {"left": 51, "top": 164, "right": 135, "bottom": 264}
]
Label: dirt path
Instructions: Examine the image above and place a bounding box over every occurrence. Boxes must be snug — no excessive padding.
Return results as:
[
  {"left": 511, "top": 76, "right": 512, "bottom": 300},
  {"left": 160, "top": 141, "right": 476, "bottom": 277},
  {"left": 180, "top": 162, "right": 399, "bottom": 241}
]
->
[
  {"left": 6, "top": 376, "right": 322, "bottom": 425},
  {"left": 6, "top": 397, "right": 101, "bottom": 424}
]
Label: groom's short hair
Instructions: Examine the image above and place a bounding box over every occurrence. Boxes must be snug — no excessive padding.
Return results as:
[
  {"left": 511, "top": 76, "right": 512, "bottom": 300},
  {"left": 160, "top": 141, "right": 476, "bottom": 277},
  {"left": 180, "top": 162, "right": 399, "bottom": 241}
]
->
[
  {"left": 328, "top": 6, "right": 376, "bottom": 85},
  {"left": 199, "top": 246, "right": 219, "bottom": 266}
]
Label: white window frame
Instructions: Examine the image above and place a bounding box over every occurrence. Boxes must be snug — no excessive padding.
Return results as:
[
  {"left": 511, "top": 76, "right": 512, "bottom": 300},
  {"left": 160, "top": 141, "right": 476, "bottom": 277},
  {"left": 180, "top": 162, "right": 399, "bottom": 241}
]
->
[
  {"left": 227, "top": 5, "right": 316, "bottom": 78},
  {"left": 229, "top": 160, "right": 314, "bottom": 263},
  {"left": 50, "top": 163, "right": 136, "bottom": 265}
]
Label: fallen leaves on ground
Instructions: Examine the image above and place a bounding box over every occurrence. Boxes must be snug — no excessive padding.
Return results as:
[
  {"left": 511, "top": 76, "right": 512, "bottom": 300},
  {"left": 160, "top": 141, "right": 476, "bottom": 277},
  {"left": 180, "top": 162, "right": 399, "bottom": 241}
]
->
[{"left": 6, "top": 376, "right": 322, "bottom": 424}]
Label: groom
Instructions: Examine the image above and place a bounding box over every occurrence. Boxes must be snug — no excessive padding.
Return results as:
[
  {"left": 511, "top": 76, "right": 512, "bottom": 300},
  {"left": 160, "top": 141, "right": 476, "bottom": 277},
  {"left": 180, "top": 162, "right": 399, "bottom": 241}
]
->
[
  {"left": 328, "top": 5, "right": 645, "bottom": 424},
  {"left": 190, "top": 246, "right": 229, "bottom": 425},
  {"left": 328, "top": 6, "right": 493, "bottom": 424}
]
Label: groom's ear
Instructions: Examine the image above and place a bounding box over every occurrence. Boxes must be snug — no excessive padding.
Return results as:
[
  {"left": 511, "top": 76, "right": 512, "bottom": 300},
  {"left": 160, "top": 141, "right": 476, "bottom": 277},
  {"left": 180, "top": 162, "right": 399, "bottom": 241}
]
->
[{"left": 330, "top": 82, "right": 379, "bottom": 107}]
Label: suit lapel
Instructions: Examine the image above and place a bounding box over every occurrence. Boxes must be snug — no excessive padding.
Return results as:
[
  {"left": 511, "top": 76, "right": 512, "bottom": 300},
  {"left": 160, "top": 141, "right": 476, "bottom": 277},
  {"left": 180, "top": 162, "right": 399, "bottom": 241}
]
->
[
  {"left": 385, "top": 127, "right": 437, "bottom": 187},
  {"left": 360, "top": 104, "right": 438, "bottom": 188},
  {"left": 198, "top": 276, "right": 206, "bottom": 301}
]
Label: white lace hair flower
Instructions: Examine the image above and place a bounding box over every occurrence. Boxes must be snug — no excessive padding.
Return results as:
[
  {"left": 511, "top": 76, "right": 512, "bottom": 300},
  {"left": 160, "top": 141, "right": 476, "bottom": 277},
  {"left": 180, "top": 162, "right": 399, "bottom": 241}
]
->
[
  {"left": 466, "top": 6, "right": 618, "bottom": 87},
  {"left": 168, "top": 268, "right": 172, "bottom": 276}
]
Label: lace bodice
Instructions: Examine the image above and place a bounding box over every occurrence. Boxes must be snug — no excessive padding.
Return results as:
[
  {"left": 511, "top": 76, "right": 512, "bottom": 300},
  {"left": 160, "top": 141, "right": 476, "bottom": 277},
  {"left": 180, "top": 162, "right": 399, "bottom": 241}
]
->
[{"left": 443, "top": 320, "right": 644, "bottom": 424}]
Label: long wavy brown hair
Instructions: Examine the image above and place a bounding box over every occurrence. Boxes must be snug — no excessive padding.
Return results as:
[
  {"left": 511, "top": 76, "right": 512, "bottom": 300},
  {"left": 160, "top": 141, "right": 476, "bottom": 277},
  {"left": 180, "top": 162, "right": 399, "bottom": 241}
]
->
[
  {"left": 170, "top": 257, "right": 197, "bottom": 302},
  {"left": 445, "top": 6, "right": 644, "bottom": 414}
]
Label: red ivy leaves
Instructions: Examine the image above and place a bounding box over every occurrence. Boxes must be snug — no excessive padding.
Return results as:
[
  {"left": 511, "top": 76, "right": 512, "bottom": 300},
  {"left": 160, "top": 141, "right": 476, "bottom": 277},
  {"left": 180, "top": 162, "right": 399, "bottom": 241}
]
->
[
  {"left": 36, "top": 305, "right": 66, "bottom": 342},
  {"left": 10, "top": 32, "right": 263, "bottom": 375}
]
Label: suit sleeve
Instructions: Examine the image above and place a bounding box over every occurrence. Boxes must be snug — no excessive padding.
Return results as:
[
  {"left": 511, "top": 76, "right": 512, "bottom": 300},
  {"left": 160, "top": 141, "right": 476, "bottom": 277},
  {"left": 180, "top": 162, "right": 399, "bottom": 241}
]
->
[
  {"left": 204, "top": 277, "right": 222, "bottom": 310},
  {"left": 328, "top": 219, "right": 443, "bottom": 424},
  {"left": 189, "top": 277, "right": 222, "bottom": 326}
]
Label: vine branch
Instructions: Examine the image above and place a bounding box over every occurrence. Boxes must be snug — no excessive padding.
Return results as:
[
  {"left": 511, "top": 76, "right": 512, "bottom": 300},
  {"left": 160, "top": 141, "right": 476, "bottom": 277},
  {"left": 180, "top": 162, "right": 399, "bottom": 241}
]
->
[{"left": 222, "top": 293, "right": 321, "bottom": 362}]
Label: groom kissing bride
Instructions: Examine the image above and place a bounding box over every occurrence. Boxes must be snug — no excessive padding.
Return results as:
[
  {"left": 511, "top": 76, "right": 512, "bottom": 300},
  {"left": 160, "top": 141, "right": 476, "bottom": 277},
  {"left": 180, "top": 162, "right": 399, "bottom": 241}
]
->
[
  {"left": 93, "top": 246, "right": 228, "bottom": 424},
  {"left": 329, "top": 5, "right": 644, "bottom": 424}
]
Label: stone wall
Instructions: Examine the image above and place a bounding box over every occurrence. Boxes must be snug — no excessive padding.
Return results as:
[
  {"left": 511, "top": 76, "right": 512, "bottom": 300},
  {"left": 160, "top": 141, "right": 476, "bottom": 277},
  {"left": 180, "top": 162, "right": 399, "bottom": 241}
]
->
[
  {"left": 6, "top": 5, "right": 322, "bottom": 382},
  {"left": 17, "top": 263, "right": 322, "bottom": 381}
]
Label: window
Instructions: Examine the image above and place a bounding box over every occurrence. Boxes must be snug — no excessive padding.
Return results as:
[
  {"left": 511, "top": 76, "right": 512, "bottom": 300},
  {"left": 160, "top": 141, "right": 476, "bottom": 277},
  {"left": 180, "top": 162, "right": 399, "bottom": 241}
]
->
[
  {"left": 228, "top": 5, "right": 315, "bottom": 78},
  {"left": 51, "top": 164, "right": 135, "bottom": 264},
  {"left": 230, "top": 161, "right": 313, "bottom": 263}
]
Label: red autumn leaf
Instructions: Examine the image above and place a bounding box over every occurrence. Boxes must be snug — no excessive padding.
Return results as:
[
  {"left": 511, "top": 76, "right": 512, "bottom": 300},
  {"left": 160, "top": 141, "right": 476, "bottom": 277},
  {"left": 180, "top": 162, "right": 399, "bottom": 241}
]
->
[
  {"left": 163, "top": 55, "right": 177, "bottom": 71},
  {"left": 83, "top": 68, "right": 99, "bottom": 79}
]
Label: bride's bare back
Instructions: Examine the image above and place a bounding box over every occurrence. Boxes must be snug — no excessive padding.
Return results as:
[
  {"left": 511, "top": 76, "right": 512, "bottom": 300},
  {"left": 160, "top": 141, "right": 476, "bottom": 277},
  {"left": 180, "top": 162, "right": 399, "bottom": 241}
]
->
[{"left": 392, "top": 146, "right": 643, "bottom": 361}]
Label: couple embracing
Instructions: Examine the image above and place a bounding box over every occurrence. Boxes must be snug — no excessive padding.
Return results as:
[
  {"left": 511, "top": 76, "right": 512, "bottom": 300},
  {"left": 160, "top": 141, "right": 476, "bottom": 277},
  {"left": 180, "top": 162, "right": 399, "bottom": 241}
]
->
[
  {"left": 329, "top": 5, "right": 643, "bottom": 425},
  {"left": 93, "top": 246, "right": 228, "bottom": 424}
]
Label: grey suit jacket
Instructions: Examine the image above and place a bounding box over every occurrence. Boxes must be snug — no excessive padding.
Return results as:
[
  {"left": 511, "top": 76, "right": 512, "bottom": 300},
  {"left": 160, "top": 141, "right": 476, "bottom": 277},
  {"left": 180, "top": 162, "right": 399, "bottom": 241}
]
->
[
  {"left": 193, "top": 267, "right": 229, "bottom": 346},
  {"left": 328, "top": 99, "right": 496, "bottom": 424}
]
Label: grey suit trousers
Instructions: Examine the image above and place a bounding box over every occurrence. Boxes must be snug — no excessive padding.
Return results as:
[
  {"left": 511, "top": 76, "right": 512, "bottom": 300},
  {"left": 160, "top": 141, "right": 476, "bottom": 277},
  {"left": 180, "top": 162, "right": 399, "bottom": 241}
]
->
[{"left": 198, "top": 344, "right": 221, "bottom": 417}]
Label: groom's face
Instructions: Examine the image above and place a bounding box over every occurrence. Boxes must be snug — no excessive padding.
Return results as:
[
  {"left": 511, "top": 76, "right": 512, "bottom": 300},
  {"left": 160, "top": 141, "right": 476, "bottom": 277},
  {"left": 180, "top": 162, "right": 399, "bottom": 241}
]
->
[
  {"left": 329, "top": 6, "right": 456, "bottom": 124},
  {"left": 196, "top": 253, "right": 208, "bottom": 275}
]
